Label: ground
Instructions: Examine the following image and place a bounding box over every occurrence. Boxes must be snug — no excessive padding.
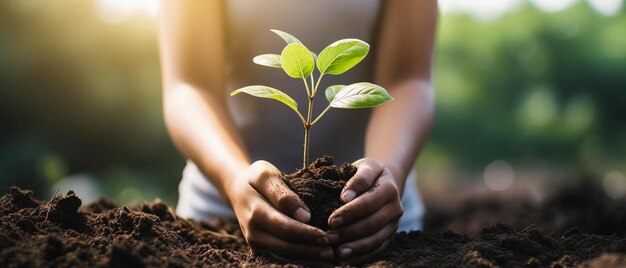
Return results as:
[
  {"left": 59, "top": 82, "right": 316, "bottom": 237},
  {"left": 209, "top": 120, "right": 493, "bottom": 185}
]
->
[{"left": 1, "top": 179, "right": 625, "bottom": 267}]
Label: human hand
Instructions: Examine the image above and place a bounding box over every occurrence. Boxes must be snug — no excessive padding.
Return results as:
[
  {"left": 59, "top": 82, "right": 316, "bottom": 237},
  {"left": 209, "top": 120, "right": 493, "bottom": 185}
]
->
[
  {"left": 226, "top": 160, "right": 335, "bottom": 262},
  {"left": 327, "top": 158, "right": 404, "bottom": 264}
]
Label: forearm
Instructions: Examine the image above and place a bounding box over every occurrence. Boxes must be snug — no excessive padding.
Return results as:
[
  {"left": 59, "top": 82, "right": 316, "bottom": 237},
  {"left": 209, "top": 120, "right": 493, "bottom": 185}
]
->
[
  {"left": 163, "top": 83, "right": 250, "bottom": 205},
  {"left": 364, "top": 79, "right": 434, "bottom": 192}
]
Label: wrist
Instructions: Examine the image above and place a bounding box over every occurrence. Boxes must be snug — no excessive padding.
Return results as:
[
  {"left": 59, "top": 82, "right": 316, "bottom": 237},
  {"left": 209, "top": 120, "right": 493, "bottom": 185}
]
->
[
  {"left": 381, "top": 161, "right": 406, "bottom": 194},
  {"left": 214, "top": 159, "right": 250, "bottom": 206}
]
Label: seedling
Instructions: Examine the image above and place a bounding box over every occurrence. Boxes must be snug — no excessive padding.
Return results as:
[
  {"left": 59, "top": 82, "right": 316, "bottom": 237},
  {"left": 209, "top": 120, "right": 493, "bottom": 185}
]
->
[{"left": 231, "top": 30, "right": 392, "bottom": 169}]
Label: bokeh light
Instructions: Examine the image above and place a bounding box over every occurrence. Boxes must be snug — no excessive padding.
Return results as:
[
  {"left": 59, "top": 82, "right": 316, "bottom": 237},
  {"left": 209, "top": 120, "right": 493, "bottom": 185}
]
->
[
  {"left": 484, "top": 161, "right": 515, "bottom": 191},
  {"left": 589, "top": 0, "right": 624, "bottom": 15},
  {"left": 603, "top": 171, "right": 626, "bottom": 199},
  {"left": 94, "top": 0, "right": 159, "bottom": 24}
]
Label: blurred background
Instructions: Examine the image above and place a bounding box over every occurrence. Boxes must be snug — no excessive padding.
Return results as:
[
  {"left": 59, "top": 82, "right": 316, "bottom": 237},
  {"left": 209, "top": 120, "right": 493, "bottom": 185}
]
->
[{"left": 0, "top": 0, "right": 624, "bottom": 206}]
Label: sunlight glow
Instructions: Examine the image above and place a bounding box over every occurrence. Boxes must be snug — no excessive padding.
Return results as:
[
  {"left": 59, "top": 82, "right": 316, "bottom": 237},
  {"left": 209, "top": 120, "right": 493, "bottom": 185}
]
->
[
  {"left": 95, "top": 0, "right": 159, "bottom": 24},
  {"left": 589, "top": 0, "right": 624, "bottom": 15},
  {"left": 439, "top": 0, "right": 522, "bottom": 20},
  {"left": 530, "top": 0, "right": 579, "bottom": 13}
]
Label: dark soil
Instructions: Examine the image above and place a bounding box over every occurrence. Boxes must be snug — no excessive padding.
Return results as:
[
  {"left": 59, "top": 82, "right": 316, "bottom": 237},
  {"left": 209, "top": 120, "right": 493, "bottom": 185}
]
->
[
  {"left": 281, "top": 156, "right": 357, "bottom": 230},
  {"left": 424, "top": 179, "right": 626, "bottom": 237},
  {"left": 1, "top": 178, "right": 626, "bottom": 266},
  {"left": 0, "top": 187, "right": 255, "bottom": 267}
]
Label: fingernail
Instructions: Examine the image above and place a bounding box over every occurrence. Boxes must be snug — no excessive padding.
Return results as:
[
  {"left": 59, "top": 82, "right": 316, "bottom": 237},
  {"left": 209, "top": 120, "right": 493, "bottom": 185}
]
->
[
  {"left": 315, "top": 236, "right": 329, "bottom": 246},
  {"left": 319, "top": 249, "right": 334, "bottom": 260},
  {"left": 329, "top": 216, "right": 343, "bottom": 228},
  {"left": 341, "top": 189, "right": 356, "bottom": 202},
  {"left": 340, "top": 247, "right": 352, "bottom": 259},
  {"left": 326, "top": 232, "right": 339, "bottom": 245},
  {"left": 294, "top": 207, "right": 310, "bottom": 223}
]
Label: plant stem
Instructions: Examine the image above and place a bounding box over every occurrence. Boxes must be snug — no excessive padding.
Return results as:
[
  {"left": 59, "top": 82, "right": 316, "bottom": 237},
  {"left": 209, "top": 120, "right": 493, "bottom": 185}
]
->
[
  {"left": 302, "top": 78, "right": 311, "bottom": 97},
  {"left": 311, "top": 105, "right": 332, "bottom": 126},
  {"left": 302, "top": 73, "right": 324, "bottom": 169},
  {"left": 303, "top": 124, "right": 310, "bottom": 170},
  {"left": 303, "top": 94, "right": 313, "bottom": 169},
  {"left": 310, "top": 73, "right": 315, "bottom": 95},
  {"left": 312, "top": 74, "right": 324, "bottom": 96},
  {"left": 295, "top": 109, "right": 307, "bottom": 127}
]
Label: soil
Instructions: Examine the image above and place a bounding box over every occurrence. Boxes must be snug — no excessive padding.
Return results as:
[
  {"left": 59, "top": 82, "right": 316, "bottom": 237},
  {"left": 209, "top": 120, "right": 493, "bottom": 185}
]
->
[
  {"left": 423, "top": 179, "right": 626, "bottom": 237},
  {"left": 281, "top": 156, "right": 357, "bottom": 230},
  {"left": 1, "top": 175, "right": 626, "bottom": 266}
]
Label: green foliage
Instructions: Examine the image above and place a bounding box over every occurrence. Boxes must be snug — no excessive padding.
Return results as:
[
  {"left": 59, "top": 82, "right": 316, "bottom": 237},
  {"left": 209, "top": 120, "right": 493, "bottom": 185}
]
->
[
  {"left": 328, "top": 82, "right": 393, "bottom": 108},
  {"left": 317, "top": 39, "right": 369, "bottom": 75},
  {"left": 270, "top": 29, "right": 302, "bottom": 44},
  {"left": 253, "top": 54, "right": 281, "bottom": 68},
  {"left": 232, "top": 30, "right": 391, "bottom": 168},
  {"left": 280, "top": 43, "right": 315, "bottom": 78},
  {"left": 424, "top": 2, "right": 626, "bottom": 175},
  {"left": 325, "top": 85, "right": 345, "bottom": 102},
  {"left": 230, "top": 85, "right": 299, "bottom": 113}
]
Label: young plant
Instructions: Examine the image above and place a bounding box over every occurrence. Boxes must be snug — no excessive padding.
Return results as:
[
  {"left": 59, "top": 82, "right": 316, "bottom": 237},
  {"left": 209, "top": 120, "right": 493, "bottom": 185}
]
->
[{"left": 231, "top": 30, "right": 392, "bottom": 170}]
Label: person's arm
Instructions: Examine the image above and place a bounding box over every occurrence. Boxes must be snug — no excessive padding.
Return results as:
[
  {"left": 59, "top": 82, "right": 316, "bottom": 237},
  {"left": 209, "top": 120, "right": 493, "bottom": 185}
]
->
[
  {"left": 158, "top": 1, "right": 333, "bottom": 262},
  {"left": 159, "top": 0, "right": 246, "bottom": 203},
  {"left": 327, "top": 0, "right": 438, "bottom": 264}
]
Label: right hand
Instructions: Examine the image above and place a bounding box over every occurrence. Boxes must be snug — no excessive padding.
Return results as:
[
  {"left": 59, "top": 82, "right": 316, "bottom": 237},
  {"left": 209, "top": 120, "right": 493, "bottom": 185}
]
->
[{"left": 226, "top": 160, "right": 335, "bottom": 262}]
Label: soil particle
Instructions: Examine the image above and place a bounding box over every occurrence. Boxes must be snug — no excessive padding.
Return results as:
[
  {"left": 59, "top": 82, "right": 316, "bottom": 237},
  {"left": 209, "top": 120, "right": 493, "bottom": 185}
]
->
[{"left": 282, "top": 156, "right": 357, "bottom": 230}]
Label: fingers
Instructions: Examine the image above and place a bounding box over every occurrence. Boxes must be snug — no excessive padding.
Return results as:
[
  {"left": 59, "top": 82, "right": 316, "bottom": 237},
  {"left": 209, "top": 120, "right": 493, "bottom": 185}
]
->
[
  {"left": 328, "top": 201, "right": 403, "bottom": 244},
  {"left": 248, "top": 199, "right": 329, "bottom": 246},
  {"left": 247, "top": 229, "right": 334, "bottom": 261},
  {"left": 329, "top": 170, "right": 398, "bottom": 229},
  {"left": 341, "top": 158, "right": 384, "bottom": 203},
  {"left": 336, "top": 222, "right": 397, "bottom": 262},
  {"left": 248, "top": 160, "right": 311, "bottom": 223}
]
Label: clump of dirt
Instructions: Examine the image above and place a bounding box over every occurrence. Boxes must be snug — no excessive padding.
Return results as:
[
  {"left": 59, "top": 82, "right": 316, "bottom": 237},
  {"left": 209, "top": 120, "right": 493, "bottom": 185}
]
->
[{"left": 282, "top": 156, "right": 357, "bottom": 230}]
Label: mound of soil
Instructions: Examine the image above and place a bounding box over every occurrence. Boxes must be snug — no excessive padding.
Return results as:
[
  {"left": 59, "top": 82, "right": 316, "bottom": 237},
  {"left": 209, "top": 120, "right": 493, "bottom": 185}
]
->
[
  {"left": 282, "top": 156, "right": 357, "bottom": 230},
  {"left": 424, "top": 180, "right": 626, "bottom": 237},
  {"left": 0, "top": 187, "right": 255, "bottom": 267},
  {"left": 1, "top": 183, "right": 626, "bottom": 267}
]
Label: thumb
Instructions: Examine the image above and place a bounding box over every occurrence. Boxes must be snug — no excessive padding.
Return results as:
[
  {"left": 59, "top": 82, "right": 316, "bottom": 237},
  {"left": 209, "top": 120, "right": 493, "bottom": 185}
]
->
[
  {"left": 342, "top": 158, "right": 384, "bottom": 203},
  {"left": 248, "top": 161, "right": 311, "bottom": 223}
]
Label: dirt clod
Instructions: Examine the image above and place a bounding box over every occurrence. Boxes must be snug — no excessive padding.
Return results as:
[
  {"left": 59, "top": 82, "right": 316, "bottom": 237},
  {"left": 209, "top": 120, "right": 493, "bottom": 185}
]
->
[{"left": 282, "top": 156, "right": 357, "bottom": 230}]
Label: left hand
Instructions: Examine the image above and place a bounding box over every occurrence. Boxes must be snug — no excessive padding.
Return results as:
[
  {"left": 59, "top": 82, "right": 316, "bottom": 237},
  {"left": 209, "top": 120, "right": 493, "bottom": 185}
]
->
[{"left": 326, "top": 158, "right": 404, "bottom": 264}]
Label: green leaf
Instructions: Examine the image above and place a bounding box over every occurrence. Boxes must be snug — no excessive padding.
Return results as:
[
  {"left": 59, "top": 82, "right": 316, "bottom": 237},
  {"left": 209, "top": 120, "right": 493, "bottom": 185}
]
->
[
  {"left": 253, "top": 54, "right": 281, "bottom": 68},
  {"left": 317, "top": 39, "right": 369, "bottom": 75},
  {"left": 231, "top": 85, "right": 298, "bottom": 113},
  {"left": 311, "top": 52, "right": 318, "bottom": 62},
  {"left": 280, "top": 43, "right": 314, "bottom": 78},
  {"left": 330, "top": 82, "right": 392, "bottom": 109},
  {"left": 270, "top": 29, "right": 302, "bottom": 44},
  {"left": 325, "top": 85, "right": 345, "bottom": 103}
]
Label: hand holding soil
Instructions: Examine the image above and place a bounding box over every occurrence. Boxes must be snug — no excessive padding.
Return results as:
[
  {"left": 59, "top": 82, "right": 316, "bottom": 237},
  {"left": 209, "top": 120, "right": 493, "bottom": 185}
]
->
[
  {"left": 226, "top": 160, "right": 334, "bottom": 262},
  {"left": 328, "top": 158, "right": 404, "bottom": 264}
]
